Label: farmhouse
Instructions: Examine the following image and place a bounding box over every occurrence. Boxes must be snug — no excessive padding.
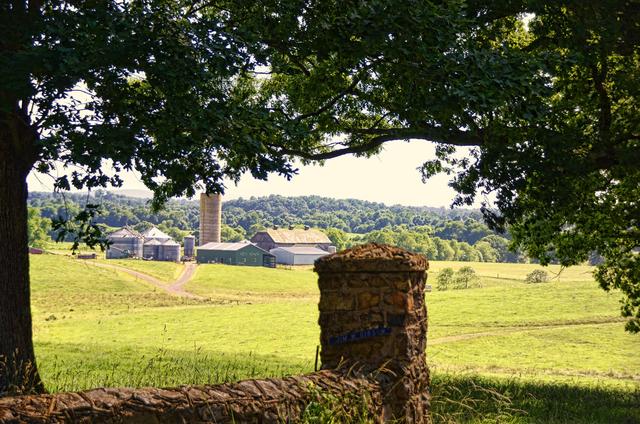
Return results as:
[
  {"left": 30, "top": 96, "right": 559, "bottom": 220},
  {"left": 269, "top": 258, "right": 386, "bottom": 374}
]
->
[
  {"left": 196, "top": 241, "right": 276, "bottom": 267},
  {"left": 270, "top": 246, "right": 329, "bottom": 265},
  {"left": 250, "top": 227, "right": 333, "bottom": 252}
]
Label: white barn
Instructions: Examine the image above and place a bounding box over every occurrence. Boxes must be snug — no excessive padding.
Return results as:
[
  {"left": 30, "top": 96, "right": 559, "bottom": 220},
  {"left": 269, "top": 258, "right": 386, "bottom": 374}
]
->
[{"left": 269, "top": 246, "right": 329, "bottom": 265}]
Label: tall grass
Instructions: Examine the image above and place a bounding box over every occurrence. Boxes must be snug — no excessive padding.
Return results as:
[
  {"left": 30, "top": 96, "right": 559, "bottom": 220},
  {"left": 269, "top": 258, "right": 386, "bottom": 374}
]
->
[
  {"left": 36, "top": 349, "right": 640, "bottom": 423},
  {"left": 40, "top": 347, "right": 311, "bottom": 393}
]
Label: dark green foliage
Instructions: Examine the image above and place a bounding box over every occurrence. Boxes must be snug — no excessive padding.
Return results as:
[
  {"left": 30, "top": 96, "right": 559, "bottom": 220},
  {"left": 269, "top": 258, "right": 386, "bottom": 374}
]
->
[
  {"left": 525, "top": 270, "right": 549, "bottom": 284},
  {"left": 221, "top": 1, "right": 640, "bottom": 330},
  {"left": 28, "top": 191, "right": 517, "bottom": 262}
]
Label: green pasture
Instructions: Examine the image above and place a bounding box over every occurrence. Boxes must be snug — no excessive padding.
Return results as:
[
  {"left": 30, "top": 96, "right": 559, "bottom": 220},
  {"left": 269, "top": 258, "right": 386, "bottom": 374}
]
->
[
  {"left": 105, "top": 258, "right": 184, "bottom": 282},
  {"left": 187, "top": 264, "right": 318, "bottom": 299},
  {"left": 28, "top": 255, "right": 639, "bottom": 422}
]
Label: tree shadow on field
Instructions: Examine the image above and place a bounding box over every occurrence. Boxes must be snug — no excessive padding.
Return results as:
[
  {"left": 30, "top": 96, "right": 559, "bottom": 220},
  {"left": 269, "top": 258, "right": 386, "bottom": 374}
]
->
[{"left": 430, "top": 373, "right": 640, "bottom": 424}]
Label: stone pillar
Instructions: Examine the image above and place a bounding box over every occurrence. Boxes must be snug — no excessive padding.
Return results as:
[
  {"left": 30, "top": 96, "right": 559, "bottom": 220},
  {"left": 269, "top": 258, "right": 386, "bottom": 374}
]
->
[{"left": 314, "top": 243, "right": 430, "bottom": 423}]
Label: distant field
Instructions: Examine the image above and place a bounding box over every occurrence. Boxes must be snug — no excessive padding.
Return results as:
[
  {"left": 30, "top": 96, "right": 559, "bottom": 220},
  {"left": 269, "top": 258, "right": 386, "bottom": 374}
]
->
[
  {"left": 29, "top": 255, "right": 639, "bottom": 423},
  {"left": 106, "top": 259, "right": 184, "bottom": 282},
  {"left": 187, "top": 264, "right": 318, "bottom": 299}
]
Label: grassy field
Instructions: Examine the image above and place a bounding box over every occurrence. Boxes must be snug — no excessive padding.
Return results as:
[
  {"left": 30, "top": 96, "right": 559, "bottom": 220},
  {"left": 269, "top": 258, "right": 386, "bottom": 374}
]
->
[
  {"left": 29, "top": 254, "right": 639, "bottom": 422},
  {"left": 105, "top": 258, "right": 184, "bottom": 282}
]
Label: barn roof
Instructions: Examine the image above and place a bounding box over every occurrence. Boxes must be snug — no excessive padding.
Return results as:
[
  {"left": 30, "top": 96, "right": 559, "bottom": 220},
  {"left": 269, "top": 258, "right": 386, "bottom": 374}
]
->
[
  {"left": 199, "top": 241, "right": 268, "bottom": 253},
  {"left": 142, "top": 227, "right": 172, "bottom": 240},
  {"left": 259, "top": 228, "right": 331, "bottom": 244},
  {"left": 161, "top": 239, "right": 180, "bottom": 246},
  {"left": 108, "top": 227, "right": 144, "bottom": 239},
  {"left": 270, "top": 246, "right": 329, "bottom": 255}
]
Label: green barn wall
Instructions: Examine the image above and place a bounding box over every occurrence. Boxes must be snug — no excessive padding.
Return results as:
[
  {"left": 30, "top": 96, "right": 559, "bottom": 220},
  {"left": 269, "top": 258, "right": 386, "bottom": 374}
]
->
[{"left": 196, "top": 245, "right": 273, "bottom": 267}]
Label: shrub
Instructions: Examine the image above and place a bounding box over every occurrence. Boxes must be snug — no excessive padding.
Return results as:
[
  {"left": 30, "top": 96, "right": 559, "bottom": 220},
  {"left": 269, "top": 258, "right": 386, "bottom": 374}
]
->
[
  {"left": 436, "top": 268, "right": 455, "bottom": 291},
  {"left": 525, "top": 270, "right": 549, "bottom": 284},
  {"left": 453, "top": 266, "right": 481, "bottom": 289}
]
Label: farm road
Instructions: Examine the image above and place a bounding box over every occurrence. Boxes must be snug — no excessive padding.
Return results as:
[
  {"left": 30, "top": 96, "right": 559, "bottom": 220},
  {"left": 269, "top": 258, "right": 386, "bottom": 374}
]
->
[{"left": 86, "top": 261, "right": 203, "bottom": 299}]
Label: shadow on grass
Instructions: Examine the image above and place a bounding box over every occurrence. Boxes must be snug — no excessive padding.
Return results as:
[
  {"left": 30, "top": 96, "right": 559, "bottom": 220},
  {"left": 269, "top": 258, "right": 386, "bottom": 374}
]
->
[
  {"left": 35, "top": 343, "right": 639, "bottom": 423},
  {"left": 431, "top": 373, "right": 640, "bottom": 424}
]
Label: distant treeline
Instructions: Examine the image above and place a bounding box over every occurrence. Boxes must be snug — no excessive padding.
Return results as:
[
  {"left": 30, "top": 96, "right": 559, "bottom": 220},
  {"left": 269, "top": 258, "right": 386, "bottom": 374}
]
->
[{"left": 27, "top": 191, "right": 524, "bottom": 263}]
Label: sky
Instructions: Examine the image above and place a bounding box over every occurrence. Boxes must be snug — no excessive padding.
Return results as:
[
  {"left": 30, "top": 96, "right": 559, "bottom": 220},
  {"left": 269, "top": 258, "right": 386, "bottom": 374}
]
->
[{"left": 27, "top": 141, "right": 483, "bottom": 208}]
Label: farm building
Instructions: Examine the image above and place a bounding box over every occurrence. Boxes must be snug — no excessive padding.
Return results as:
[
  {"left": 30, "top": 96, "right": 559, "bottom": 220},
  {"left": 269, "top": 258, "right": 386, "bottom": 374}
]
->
[
  {"left": 158, "top": 239, "right": 181, "bottom": 262},
  {"left": 107, "top": 226, "right": 180, "bottom": 261},
  {"left": 183, "top": 235, "right": 195, "bottom": 257},
  {"left": 142, "top": 238, "right": 161, "bottom": 259},
  {"left": 270, "top": 246, "right": 329, "bottom": 265},
  {"left": 250, "top": 227, "right": 333, "bottom": 252},
  {"left": 142, "top": 227, "right": 172, "bottom": 243},
  {"left": 197, "top": 241, "right": 276, "bottom": 267},
  {"left": 106, "top": 227, "right": 144, "bottom": 259}
]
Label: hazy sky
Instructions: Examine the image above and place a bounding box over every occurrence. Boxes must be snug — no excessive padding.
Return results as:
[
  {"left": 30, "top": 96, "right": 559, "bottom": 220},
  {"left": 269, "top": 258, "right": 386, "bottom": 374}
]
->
[{"left": 27, "top": 140, "right": 482, "bottom": 208}]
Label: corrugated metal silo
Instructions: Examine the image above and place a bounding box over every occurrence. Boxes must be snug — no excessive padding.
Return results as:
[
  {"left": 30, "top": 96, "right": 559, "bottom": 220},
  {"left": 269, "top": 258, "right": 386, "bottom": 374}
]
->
[
  {"left": 183, "top": 235, "right": 195, "bottom": 257},
  {"left": 159, "top": 239, "right": 181, "bottom": 262},
  {"left": 143, "top": 239, "right": 161, "bottom": 259},
  {"left": 106, "top": 228, "right": 144, "bottom": 259}
]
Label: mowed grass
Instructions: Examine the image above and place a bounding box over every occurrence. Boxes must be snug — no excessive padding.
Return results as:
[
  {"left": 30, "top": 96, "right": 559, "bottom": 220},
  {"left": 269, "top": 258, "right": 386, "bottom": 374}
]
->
[
  {"left": 30, "top": 255, "right": 199, "bottom": 316},
  {"left": 105, "top": 258, "right": 184, "bottom": 283},
  {"left": 186, "top": 264, "right": 318, "bottom": 298},
  {"left": 29, "top": 255, "right": 640, "bottom": 423}
]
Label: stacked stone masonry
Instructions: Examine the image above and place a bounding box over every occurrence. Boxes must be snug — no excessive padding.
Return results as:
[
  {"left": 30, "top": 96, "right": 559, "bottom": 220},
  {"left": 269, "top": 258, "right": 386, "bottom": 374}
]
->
[
  {"left": 0, "top": 371, "right": 381, "bottom": 423},
  {"left": 0, "top": 243, "right": 429, "bottom": 423},
  {"left": 315, "top": 243, "right": 430, "bottom": 422}
]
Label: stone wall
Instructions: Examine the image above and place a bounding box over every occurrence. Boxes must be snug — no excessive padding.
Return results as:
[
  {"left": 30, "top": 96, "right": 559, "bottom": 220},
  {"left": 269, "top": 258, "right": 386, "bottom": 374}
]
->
[
  {"left": 0, "top": 371, "right": 381, "bottom": 423},
  {"left": 0, "top": 243, "right": 429, "bottom": 423}
]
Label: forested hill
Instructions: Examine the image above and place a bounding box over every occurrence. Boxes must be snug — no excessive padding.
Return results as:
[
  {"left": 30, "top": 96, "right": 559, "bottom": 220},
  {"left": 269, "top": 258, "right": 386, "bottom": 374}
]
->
[
  {"left": 27, "top": 191, "right": 521, "bottom": 262},
  {"left": 223, "top": 195, "right": 483, "bottom": 236}
]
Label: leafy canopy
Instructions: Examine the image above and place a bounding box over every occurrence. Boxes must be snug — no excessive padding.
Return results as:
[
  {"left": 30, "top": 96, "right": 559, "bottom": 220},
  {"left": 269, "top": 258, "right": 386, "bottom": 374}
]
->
[
  {"left": 222, "top": 0, "right": 640, "bottom": 331},
  {"left": 3, "top": 1, "right": 639, "bottom": 330}
]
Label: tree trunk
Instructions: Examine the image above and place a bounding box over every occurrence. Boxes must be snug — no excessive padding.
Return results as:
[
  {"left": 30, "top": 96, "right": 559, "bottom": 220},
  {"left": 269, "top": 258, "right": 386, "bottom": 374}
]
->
[{"left": 0, "top": 123, "right": 44, "bottom": 396}]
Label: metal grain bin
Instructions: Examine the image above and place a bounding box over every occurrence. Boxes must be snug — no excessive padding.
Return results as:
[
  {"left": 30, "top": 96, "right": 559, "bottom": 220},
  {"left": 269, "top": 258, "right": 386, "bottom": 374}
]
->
[
  {"left": 143, "top": 239, "right": 161, "bottom": 259},
  {"left": 106, "top": 228, "right": 144, "bottom": 259},
  {"left": 183, "top": 236, "right": 195, "bottom": 257},
  {"left": 159, "top": 239, "right": 181, "bottom": 262}
]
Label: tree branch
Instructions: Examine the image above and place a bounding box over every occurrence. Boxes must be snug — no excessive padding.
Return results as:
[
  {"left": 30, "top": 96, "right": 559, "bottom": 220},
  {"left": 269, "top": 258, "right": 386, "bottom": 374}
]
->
[
  {"left": 294, "top": 76, "right": 361, "bottom": 122},
  {"left": 271, "top": 127, "right": 483, "bottom": 160}
]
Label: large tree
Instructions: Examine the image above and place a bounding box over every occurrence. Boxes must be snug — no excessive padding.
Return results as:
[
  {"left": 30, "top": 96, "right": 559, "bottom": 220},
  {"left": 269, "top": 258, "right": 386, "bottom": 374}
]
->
[
  {"left": 0, "top": 0, "right": 299, "bottom": 395},
  {"left": 1, "top": 0, "right": 638, "bottom": 395},
  {"left": 226, "top": 0, "right": 639, "bottom": 330}
]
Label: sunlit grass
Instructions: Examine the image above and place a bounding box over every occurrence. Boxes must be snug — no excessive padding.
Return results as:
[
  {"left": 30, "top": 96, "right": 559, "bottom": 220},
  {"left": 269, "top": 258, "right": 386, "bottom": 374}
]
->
[
  {"left": 106, "top": 258, "right": 184, "bottom": 282},
  {"left": 28, "top": 254, "right": 640, "bottom": 423}
]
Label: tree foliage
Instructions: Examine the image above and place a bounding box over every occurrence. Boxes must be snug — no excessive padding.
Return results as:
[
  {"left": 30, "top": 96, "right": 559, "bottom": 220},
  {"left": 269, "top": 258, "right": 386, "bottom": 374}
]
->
[
  {"left": 435, "top": 266, "right": 481, "bottom": 291},
  {"left": 29, "top": 192, "right": 518, "bottom": 262},
  {"left": 26, "top": 208, "right": 50, "bottom": 248},
  {"left": 2, "top": 0, "right": 639, "bottom": 394},
  {"left": 219, "top": 1, "right": 640, "bottom": 331},
  {"left": 525, "top": 270, "right": 549, "bottom": 284},
  {"left": 436, "top": 268, "right": 455, "bottom": 291}
]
